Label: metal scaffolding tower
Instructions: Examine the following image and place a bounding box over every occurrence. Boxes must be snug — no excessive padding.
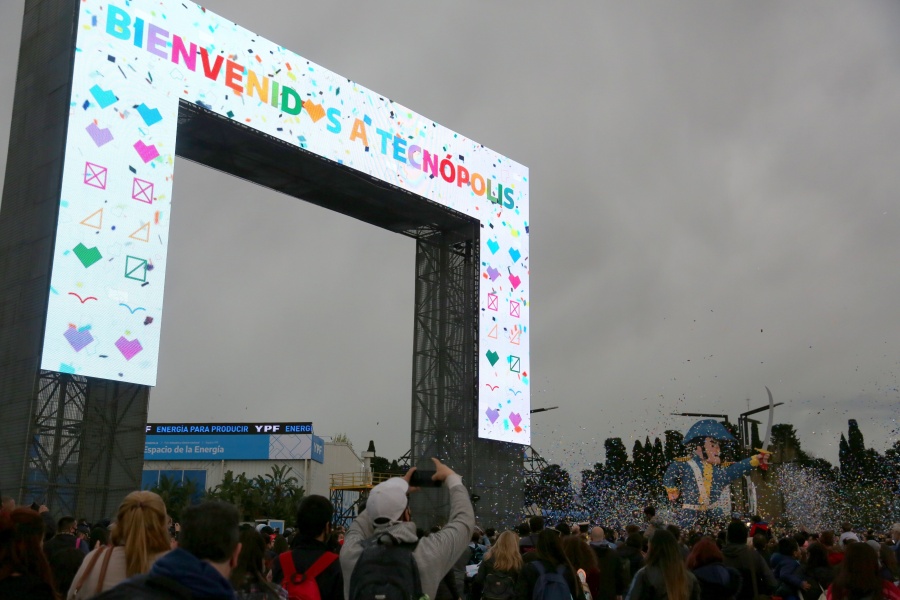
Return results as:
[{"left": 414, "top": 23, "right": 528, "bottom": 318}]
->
[
  {"left": 21, "top": 371, "right": 150, "bottom": 519},
  {"left": 410, "top": 228, "right": 524, "bottom": 529}
]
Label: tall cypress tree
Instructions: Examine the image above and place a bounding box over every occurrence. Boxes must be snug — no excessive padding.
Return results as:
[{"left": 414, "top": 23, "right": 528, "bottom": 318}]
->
[
  {"left": 840, "top": 420, "right": 881, "bottom": 485},
  {"left": 605, "top": 438, "right": 629, "bottom": 475},
  {"left": 633, "top": 439, "right": 648, "bottom": 480},
  {"left": 839, "top": 433, "right": 850, "bottom": 471},
  {"left": 664, "top": 430, "right": 685, "bottom": 462},
  {"left": 652, "top": 437, "right": 666, "bottom": 480}
]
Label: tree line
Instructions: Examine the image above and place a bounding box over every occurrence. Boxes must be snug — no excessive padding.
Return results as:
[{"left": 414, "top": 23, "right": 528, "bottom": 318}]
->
[{"left": 526, "top": 419, "right": 900, "bottom": 530}]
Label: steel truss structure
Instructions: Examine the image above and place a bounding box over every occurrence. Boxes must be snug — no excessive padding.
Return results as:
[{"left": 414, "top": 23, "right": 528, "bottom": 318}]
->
[
  {"left": 410, "top": 229, "right": 523, "bottom": 529},
  {"left": 22, "top": 371, "right": 149, "bottom": 519}
]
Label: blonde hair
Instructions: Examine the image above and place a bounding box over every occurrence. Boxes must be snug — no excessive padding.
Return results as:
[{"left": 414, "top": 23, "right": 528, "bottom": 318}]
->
[
  {"left": 486, "top": 530, "right": 524, "bottom": 572},
  {"left": 111, "top": 491, "right": 170, "bottom": 576}
]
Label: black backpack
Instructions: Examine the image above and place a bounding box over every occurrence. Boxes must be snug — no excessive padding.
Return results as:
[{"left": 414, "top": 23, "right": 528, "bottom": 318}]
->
[
  {"left": 349, "top": 533, "right": 423, "bottom": 600},
  {"left": 532, "top": 562, "right": 573, "bottom": 600},
  {"left": 482, "top": 570, "right": 517, "bottom": 600}
]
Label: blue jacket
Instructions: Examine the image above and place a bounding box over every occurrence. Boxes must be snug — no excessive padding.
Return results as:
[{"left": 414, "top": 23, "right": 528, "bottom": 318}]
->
[
  {"left": 663, "top": 456, "right": 756, "bottom": 518},
  {"left": 94, "top": 548, "right": 236, "bottom": 600},
  {"left": 772, "top": 557, "right": 805, "bottom": 592}
]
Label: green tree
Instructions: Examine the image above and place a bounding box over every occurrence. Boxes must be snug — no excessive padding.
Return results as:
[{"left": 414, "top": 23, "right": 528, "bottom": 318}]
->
[
  {"left": 886, "top": 440, "right": 900, "bottom": 489},
  {"left": 371, "top": 456, "right": 403, "bottom": 475},
  {"left": 839, "top": 419, "right": 882, "bottom": 486},
  {"left": 605, "top": 438, "right": 629, "bottom": 475},
  {"left": 664, "top": 430, "right": 685, "bottom": 462},
  {"left": 150, "top": 475, "right": 199, "bottom": 522},
  {"left": 536, "top": 464, "right": 574, "bottom": 512},
  {"left": 255, "top": 465, "right": 305, "bottom": 523},
  {"left": 750, "top": 421, "right": 763, "bottom": 450},
  {"left": 651, "top": 437, "right": 666, "bottom": 481},
  {"left": 770, "top": 423, "right": 810, "bottom": 464},
  {"left": 332, "top": 433, "right": 351, "bottom": 445},
  {"left": 632, "top": 439, "right": 648, "bottom": 479},
  {"left": 206, "top": 470, "right": 262, "bottom": 521},
  {"left": 721, "top": 422, "right": 742, "bottom": 463}
]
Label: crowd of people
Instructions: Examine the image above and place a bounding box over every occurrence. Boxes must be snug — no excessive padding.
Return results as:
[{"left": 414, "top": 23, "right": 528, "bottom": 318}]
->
[{"left": 2, "top": 460, "right": 899, "bottom": 600}]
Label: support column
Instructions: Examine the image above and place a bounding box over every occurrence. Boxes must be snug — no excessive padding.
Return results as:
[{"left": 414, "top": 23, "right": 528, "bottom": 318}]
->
[
  {"left": 410, "top": 225, "right": 522, "bottom": 529},
  {"left": 0, "top": 0, "right": 148, "bottom": 519}
]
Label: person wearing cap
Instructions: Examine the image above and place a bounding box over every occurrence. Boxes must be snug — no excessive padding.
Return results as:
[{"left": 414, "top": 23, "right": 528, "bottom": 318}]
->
[
  {"left": 340, "top": 457, "right": 475, "bottom": 600},
  {"left": 838, "top": 522, "right": 860, "bottom": 550},
  {"left": 662, "top": 419, "right": 769, "bottom": 528}
]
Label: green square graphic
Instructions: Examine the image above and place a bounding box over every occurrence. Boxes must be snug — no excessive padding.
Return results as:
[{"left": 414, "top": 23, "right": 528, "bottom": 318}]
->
[{"left": 509, "top": 355, "right": 520, "bottom": 373}]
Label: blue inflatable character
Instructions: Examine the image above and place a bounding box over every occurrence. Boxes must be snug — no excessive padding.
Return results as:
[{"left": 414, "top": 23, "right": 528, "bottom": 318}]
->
[{"left": 663, "top": 419, "right": 768, "bottom": 527}]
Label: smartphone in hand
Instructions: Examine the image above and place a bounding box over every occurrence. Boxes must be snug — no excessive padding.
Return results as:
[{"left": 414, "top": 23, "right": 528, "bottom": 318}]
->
[{"left": 409, "top": 469, "right": 441, "bottom": 487}]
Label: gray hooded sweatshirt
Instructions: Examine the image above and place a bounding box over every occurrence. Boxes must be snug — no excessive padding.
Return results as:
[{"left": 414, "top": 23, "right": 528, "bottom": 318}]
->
[{"left": 341, "top": 474, "right": 475, "bottom": 600}]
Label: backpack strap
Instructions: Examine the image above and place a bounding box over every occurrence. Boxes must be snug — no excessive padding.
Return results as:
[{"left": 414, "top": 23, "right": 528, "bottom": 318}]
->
[
  {"left": 281, "top": 550, "right": 339, "bottom": 584},
  {"left": 279, "top": 551, "right": 297, "bottom": 581},
  {"left": 304, "top": 551, "right": 339, "bottom": 580},
  {"left": 72, "top": 546, "right": 106, "bottom": 596},
  {"left": 96, "top": 544, "right": 115, "bottom": 592}
]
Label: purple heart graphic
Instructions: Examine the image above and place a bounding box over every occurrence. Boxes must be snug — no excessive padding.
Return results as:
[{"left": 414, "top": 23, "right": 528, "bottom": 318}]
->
[
  {"left": 64, "top": 326, "right": 94, "bottom": 352},
  {"left": 508, "top": 273, "right": 521, "bottom": 290},
  {"left": 486, "top": 266, "right": 500, "bottom": 281},
  {"left": 115, "top": 336, "right": 143, "bottom": 361},
  {"left": 509, "top": 412, "right": 522, "bottom": 428},
  {"left": 86, "top": 122, "right": 113, "bottom": 146},
  {"left": 486, "top": 408, "right": 500, "bottom": 424}
]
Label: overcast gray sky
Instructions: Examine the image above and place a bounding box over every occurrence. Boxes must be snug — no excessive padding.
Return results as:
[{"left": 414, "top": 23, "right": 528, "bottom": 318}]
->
[{"left": 2, "top": 1, "right": 899, "bottom": 475}]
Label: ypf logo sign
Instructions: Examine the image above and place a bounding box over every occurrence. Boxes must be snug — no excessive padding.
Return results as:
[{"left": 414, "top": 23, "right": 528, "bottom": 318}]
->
[{"left": 311, "top": 435, "right": 325, "bottom": 464}]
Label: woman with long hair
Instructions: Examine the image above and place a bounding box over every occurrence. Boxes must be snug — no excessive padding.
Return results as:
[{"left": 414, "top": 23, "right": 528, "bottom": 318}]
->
[
  {"left": 562, "top": 534, "right": 600, "bottom": 600},
  {"left": 0, "top": 508, "right": 58, "bottom": 599},
  {"left": 685, "top": 536, "right": 741, "bottom": 600},
  {"left": 877, "top": 542, "right": 899, "bottom": 583},
  {"left": 231, "top": 528, "right": 288, "bottom": 599},
  {"left": 803, "top": 542, "right": 836, "bottom": 600},
  {"left": 67, "top": 490, "right": 171, "bottom": 599},
  {"left": 515, "top": 529, "right": 585, "bottom": 600},
  {"left": 471, "top": 530, "right": 524, "bottom": 600},
  {"left": 826, "top": 541, "right": 900, "bottom": 600},
  {"left": 625, "top": 529, "right": 700, "bottom": 600}
]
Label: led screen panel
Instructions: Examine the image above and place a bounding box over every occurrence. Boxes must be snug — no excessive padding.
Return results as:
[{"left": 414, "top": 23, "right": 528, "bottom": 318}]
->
[{"left": 41, "top": 0, "right": 530, "bottom": 444}]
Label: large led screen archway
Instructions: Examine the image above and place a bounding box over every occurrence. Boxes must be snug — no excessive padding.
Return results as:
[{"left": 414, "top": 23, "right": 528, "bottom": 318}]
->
[{"left": 39, "top": 0, "right": 531, "bottom": 444}]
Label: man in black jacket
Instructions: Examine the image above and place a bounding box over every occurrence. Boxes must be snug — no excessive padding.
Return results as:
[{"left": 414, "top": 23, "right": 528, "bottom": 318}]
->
[
  {"left": 589, "top": 526, "right": 626, "bottom": 600},
  {"left": 721, "top": 521, "right": 777, "bottom": 600},
  {"left": 43, "top": 516, "right": 85, "bottom": 595},
  {"left": 271, "top": 495, "right": 343, "bottom": 600}
]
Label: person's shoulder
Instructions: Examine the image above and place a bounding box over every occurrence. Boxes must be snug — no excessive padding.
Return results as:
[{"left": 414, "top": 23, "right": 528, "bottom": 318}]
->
[
  {"left": 95, "top": 574, "right": 191, "bottom": 600},
  {"left": 0, "top": 574, "right": 57, "bottom": 600}
]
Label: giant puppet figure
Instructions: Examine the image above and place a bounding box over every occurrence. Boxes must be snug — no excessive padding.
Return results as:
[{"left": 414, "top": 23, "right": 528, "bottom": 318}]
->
[{"left": 663, "top": 419, "right": 769, "bottom": 526}]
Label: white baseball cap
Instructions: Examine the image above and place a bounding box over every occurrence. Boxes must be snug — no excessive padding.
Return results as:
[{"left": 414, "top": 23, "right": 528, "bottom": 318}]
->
[{"left": 365, "top": 477, "right": 409, "bottom": 524}]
